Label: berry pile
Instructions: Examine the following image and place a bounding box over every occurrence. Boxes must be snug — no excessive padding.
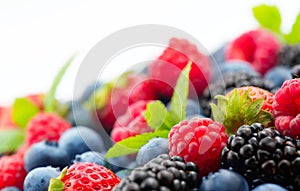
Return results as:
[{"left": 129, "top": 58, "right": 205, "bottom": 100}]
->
[{"left": 1, "top": 3, "right": 300, "bottom": 191}]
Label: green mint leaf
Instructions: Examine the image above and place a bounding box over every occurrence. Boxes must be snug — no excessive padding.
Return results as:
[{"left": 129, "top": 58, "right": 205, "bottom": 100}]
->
[
  {"left": 44, "top": 54, "right": 75, "bottom": 113},
  {"left": 105, "top": 130, "right": 169, "bottom": 158},
  {"left": 48, "top": 167, "right": 67, "bottom": 191},
  {"left": 12, "top": 98, "right": 40, "bottom": 128},
  {"left": 285, "top": 12, "right": 300, "bottom": 44},
  {"left": 0, "top": 129, "right": 25, "bottom": 153},
  {"left": 144, "top": 101, "right": 175, "bottom": 131},
  {"left": 169, "top": 61, "right": 192, "bottom": 123},
  {"left": 253, "top": 4, "right": 281, "bottom": 33}
]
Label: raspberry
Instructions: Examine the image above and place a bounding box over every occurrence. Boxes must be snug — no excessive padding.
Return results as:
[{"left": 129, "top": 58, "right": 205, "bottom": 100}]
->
[
  {"left": 60, "top": 162, "right": 120, "bottom": 191},
  {"left": 111, "top": 100, "right": 153, "bottom": 142},
  {"left": 169, "top": 118, "right": 228, "bottom": 177},
  {"left": 273, "top": 78, "right": 300, "bottom": 138},
  {"left": 149, "top": 38, "right": 211, "bottom": 99},
  {"left": 0, "top": 154, "right": 27, "bottom": 190},
  {"left": 25, "top": 113, "right": 71, "bottom": 146},
  {"left": 226, "top": 29, "right": 280, "bottom": 75}
]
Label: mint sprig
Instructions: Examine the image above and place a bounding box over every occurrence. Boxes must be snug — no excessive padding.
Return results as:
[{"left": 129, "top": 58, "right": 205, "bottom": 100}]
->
[
  {"left": 253, "top": 4, "right": 300, "bottom": 44},
  {"left": 105, "top": 62, "right": 192, "bottom": 158},
  {"left": 44, "top": 54, "right": 75, "bottom": 113},
  {"left": 12, "top": 98, "right": 40, "bottom": 128},
  {"left": 0, "top": 129, "right": 25, "bottom": 153}
]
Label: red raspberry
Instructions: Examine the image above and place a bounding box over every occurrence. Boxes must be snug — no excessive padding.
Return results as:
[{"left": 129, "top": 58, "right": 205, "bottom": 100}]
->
[
  {"left": 149, "top": 38, "right": 211, "bottom": 99},
  {"left": 169, "top": 118, "right": 228, "bottom": 177},
  {"left": 273, "top": 78, "right": 300, "bottom": 138},
  {"left": 228, "top": 86, "right": 274, "bottom": 113},
  {"left": 25, "top": 113, "right": 71, "bottom": 146},
  {"left": 61, "top": 162, "right": 120, "bottom": 191},
  {"left": 111, "top": 100, "right": 153, "bottom": 142},
  {"left": 0, "top": 153, "right": 27, "bottom": 190},
  {"left": 226, "top": 29, "right": 280, "bottom": 75},
  {"left": 95, "top": 74, "right": 158, "bottom": 132}
]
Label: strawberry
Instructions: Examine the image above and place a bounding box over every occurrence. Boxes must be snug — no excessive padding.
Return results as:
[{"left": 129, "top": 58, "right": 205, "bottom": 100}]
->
[
  {"left": 0, "top": 153, "right": 27, "bottom": 190},
  {"left": 111, "top": 100, "right": 153, "bottom": 142},
  {"left": 211, "top": 88, "right": 274, "bottom": 135},
  {"left": 0, "top": 107, "right": 17, "bottom": 129},
  {"left": 228, "top": 86, "right": 274, "bottom": 113},
  {"left": 149, "top": 38, "right": 211, "bottom": 99},
  {"left": 226, "top": 29, "right": 280, "bottom": 75},
  {"left": 48, "top": 162, "right": 120, "bottom": 191},
  {"left": 273, "top": 78, "right": 300, "bottom": 138},
  {"left": 90, "top": 73, "right": 158, "bottom": 132},
  {"left": 25, "top": 113, "right": 71, "bottom": 146},
  {"left": 169, "top": 118, "right": 228, "bottom": 177}
]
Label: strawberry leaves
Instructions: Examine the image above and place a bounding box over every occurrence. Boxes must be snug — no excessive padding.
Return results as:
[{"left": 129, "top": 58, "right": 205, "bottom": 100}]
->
[
  {"left": 105, "top": 62, "right": 192, "bottom": 158},
  {"left": 253, "top": 4, "right": 300, "bottom": 44},
  {"left": 48, "top": 167, "right": 68, "bottom": 191}
]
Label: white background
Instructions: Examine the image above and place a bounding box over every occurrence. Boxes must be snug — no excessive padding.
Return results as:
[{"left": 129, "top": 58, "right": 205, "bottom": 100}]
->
[{"left": 0, "top": 0, "right": 299, "bottom": 105}]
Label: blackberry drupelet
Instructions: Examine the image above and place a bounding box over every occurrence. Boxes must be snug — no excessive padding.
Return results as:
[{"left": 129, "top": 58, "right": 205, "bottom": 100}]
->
[
  {"left": 200, "top": 72, "right": 276, "bottom": 117},
  {"left": 113, "top": 154, "right": 200, "bottom": 191},
  {"left": 291, "top": 65, "right": 300, "bottom": 79},
  {"left": 278, "top": 44, "right": 300, "bottom": 67},
  {"left": 221, "top": 123, "right": 300, "bottom": 190}
]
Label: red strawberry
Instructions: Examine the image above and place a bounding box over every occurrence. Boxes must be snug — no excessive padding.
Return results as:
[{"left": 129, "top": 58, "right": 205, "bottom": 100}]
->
[
  {"left": 0, "top": 107, "right": 17, "bottom": 129},
  {"left": 228, "top": 86, "right": 274, "bottom": 113},
  {"left": 25, "top": 113, "right": 71, "bottom": 146},
  {"left": 0, "top": 153, "right": 27, "bottom": 190},
  {"left": 57, "top": 162, "right": 120, "bottom": 191},
  {"left": 94, "top": 74, "right": 158, "bottom": 132},
  {"left": 111, "top": 100, "right": 153, "bottom": 142},
  {"left": 149, "top": 38, "right": 211, "bottom": 99},
  {"left": 169, "top": 118, "right": 228, "bottom": 177},
  {"left": 273, "top": 78, "right": 300, "bottom": 138},
  {"left": 26, "top": 94, "right": 44, "bottom": 110},
  {"left": 226, "top": 29, "right": 280, "bottom": 75}
]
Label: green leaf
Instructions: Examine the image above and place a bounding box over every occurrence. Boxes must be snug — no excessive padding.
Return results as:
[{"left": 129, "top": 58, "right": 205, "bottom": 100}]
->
[
  {"left": 210, "top": 103, "right": 225, "bottom": 123},
  {"left": 227, "top": 89, "right": 240, "bottom": 119},
  {"left": 44, "top": 54, "right": 75, "bottom": 113},
  {"left": 253, "top": 4, "right": 281, "bottom": 32},
  {"left": 215, "top": 95, "right": 228, "bottom": 113},
  {"left": 169, "top": 61, "right": 192, "bottom": 123},
  {"left": 105, "top": 130, "right": 169, "bottom": 158},
  {"left": 48, "top": 167, "right": 67, "bottom": 191},
  {"left": 285, "top": 12, "right": 300, "bottom": 44},
  {"left": 144, "top": 101, "right": 175, "bottom": 131},
  {"left": 246, "top": 98, "right": 264, "bottom": 120},
  {"left": 0, "top": 129, "right": 25, "bottom": 153},
  {"left": 12, "top": 98, "right": 40, "bottom": 128}
]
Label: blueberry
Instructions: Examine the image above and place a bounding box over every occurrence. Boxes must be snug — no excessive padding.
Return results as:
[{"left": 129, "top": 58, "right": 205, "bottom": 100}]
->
[
  {"left": 264, "top": 66, "right": 291, "bottom": 87},
  {"left": 199, "top": 169, "right": 249, "bottom": 191},
  {"left": 136, "top": 138, "right": 169, "bottom": 166},
  {"left": 24, "top": 141, "right": 69, "bottom": 172},
  {"left": 1, "top": 187, "right": 21, "bottom": 191},
  {"left": 211, "top": 43, "right": 227, "bottom": 66},
  {"left": 67, "top": 101, "right": 96, "bottom": 128},
  {"left": 72, "top": 151, "right": 106, "bottom": 166},
  {"left": 167, "top": 99, "right": 203, "bottom": 118},
  {"left": 116, "top": 169, "right": 133, "bottom": 179},
  {"left": 218, "top": 61, "right": 258, "bottom": 78},
  {"left": 79, "top": 81, "right": 102, "bottom": 103},
  {"left": 58, "top": 126, "right": 105, "bottom": 160},
  {"left": 106, "top": 154, "right": 136, "bottom": 172},
  {"left": 251, "top": 183, "right": 287, "bottom": 191},
  {"left": 24, "top": 166, "right": 60, "bottom": 191}
]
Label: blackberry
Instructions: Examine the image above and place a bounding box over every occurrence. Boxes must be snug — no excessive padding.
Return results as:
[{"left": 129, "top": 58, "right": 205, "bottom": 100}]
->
[
  {"left": 200, "top": 72, "right": 276, "bottom": 117},
  {"left": 113, "top": 154, "right": 200, "bottom": 191},
  {"left": 279, "top": 44, "right": 300, "bottom": 67},
  {"left": 291, "top": 65, "right": 300, "bottom": 79},
  {"left": 221, "top": 123, "right": 300, "bottom": 190}
]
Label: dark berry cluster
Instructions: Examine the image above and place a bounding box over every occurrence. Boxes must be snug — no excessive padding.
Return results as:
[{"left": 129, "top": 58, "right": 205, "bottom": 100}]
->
[
  {"left": 221, "top": 123, "right": 300, "bottom": 190},
  {"left": 279, "top": 44, "right": 300, "bottom": 67},
  {"left": 200, "top": 72, "right": 276, "bottom": 117},
  {"left": 113, "top": 154, "right": 200, "bottom": 191}
]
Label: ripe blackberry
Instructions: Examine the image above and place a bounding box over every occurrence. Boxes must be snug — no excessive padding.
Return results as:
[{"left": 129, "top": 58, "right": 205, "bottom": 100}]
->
[
  {"left": 200, "top": 71, "right": 276, "bottom": 117},
  {"left": 113, "top": 154, "right": 200, "bottom": 191},
  {"left": 278, "top": 44, "right": 300, "bottom": 67},
  {"left": 291, "top": 65, "right": 300, "bottom": 79},
  {"left": 221, "top": 123, "right": 300, "bottom": 190}
]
